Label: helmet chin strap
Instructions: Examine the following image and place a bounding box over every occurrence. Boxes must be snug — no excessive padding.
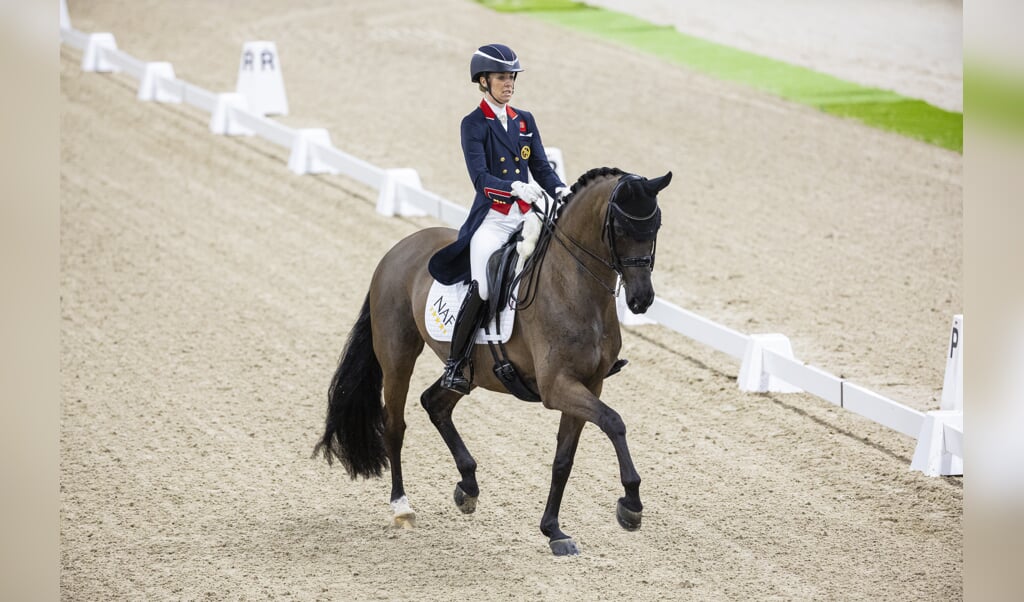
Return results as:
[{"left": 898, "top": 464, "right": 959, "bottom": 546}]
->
[
  {"left": 487, "top": 88, "right": 507, "bottom": 106},
  {"left": 483, "top": 75, "right": 514, "bottom": 106}
]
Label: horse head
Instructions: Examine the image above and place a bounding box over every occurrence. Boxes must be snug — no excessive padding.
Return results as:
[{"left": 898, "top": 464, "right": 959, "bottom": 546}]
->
[{"left": 605, "top": 171, "right": 672, "bottom": 314}]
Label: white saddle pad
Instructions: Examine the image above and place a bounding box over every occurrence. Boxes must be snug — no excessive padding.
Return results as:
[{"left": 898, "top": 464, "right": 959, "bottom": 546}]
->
[{"left": 425, "top": 280, "right": 516, "bottom": 344}]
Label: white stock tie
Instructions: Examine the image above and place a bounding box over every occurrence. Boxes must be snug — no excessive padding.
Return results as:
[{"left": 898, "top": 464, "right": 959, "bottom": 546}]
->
[{"left": 498, "top": 112, "right": 507, "bottom": 130}]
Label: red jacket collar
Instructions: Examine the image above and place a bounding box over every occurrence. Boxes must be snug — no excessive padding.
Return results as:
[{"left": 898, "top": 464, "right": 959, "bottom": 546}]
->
[{"left": 479, "top": 99, "right": 518, "bottom": 120}]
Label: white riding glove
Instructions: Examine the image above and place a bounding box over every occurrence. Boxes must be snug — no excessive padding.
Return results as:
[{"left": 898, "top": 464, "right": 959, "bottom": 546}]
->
[
  {"left": 555, "top": 186, "right": 571, "bottom": 201},
  {"left": 510, "top": 181, "right": 545, "bottom": 206}
]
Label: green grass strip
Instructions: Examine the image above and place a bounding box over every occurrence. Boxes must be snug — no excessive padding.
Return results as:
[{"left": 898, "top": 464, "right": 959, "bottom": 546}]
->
[{"left": 476, "top": 0, "right": 962, "bottom": 152}]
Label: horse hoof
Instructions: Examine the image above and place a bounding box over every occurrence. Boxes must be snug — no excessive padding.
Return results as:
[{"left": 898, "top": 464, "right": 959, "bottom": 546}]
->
[
  {"left": 549, "top": 538, "right": 580, "bottom": 556},
  {"left": 453, "top": 484, "right": 478, "bottom": 514},
  {"left": 616, "top": 498, "right": 642, "bottom": 531},
  {"left": 393, "top": 513, "right": 416, "bottom": 529},
  {"left": 391, "top": 496, "right": 416, "bottom": 529}
]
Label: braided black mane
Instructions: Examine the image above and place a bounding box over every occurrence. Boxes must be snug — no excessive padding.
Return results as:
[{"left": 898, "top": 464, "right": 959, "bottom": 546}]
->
[
  {"left": 556, "top": 167, "right": 627, "bottom": 218},
  {"left": 568, "top": 167, "right": 626, "bottom": 198}
]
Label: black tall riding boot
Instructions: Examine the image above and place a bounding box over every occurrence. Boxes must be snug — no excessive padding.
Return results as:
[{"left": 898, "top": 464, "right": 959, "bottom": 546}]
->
[{"left": 440, "top": 281, "right": 487, "bottom": 394}]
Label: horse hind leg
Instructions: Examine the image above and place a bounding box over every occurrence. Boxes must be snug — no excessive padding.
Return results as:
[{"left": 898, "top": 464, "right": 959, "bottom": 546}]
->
[
  {"left": 420, "top": 380, "right": 479, "bottom": 514},
  {"left": 376, "top": 319, "right": 424, "bottom": 529},
  {"left": 384, "top": 371, "right": 416, "bottom": 529}
]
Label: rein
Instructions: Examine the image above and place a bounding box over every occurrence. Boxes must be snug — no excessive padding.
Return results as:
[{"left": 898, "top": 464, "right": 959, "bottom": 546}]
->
[{"left": 550, "top": 228, "right": 619, "bottom": 296}]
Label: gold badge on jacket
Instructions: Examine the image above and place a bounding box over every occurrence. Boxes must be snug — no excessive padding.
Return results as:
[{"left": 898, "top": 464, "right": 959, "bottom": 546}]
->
[{"left": 520, "top": 145, "right": 531, "bottom": 160}]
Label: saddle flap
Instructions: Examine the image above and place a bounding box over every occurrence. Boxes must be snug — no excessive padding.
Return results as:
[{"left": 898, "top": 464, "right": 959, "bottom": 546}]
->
[{"left": 485, "top": 223, "right": 524, "bottom": 328}]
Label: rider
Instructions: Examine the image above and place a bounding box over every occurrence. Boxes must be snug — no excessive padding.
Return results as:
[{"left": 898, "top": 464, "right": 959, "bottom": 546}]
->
[{"left": 428, "top": 43, "right": 569, "bottom": 394}]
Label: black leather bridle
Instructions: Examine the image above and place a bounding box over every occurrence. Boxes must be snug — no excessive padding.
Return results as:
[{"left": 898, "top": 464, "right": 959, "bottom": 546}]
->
[
  {"left": 552, "top": 174, "right": 662, "bottom": 295},
  {"left": 602, "top": 174, "right": 661, "bottom": 273}
]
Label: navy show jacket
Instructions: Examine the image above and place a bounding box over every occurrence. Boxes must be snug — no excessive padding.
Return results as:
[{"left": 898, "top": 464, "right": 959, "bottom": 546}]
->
[{"left": 428, "top": 99, "right": 564, "bottom": 285}]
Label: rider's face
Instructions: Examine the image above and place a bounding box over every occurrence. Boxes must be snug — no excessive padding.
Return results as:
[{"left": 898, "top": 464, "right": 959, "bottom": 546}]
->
[{"left": 483, "top": 72, "right": 516, "bottom": 104}]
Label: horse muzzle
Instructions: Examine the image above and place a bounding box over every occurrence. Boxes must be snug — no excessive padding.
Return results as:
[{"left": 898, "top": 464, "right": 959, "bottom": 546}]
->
[{"left": 626, "top": 289, "right": 654, "bottom": 314}]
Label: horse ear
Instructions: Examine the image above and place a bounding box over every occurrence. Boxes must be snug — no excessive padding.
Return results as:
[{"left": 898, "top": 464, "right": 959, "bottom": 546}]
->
[{"left": 644, "top": 171, "right": 673, "bottom": 195}]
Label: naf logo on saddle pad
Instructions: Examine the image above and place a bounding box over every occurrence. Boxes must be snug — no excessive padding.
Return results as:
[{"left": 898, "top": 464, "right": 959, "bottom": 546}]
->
[{"left": 425, "top": 280, "right": 515, "bottom": 344}]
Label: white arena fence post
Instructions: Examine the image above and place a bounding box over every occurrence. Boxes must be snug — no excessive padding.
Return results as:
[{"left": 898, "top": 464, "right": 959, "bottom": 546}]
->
[
  {"left": 737, "top": 333, "right": 802, "bottom": 393},
  {"left": 911, "top": 314, "right": 964, "bottom": 476},
  {"left": 377, "top": 169, "right": 429, "bottom": 217},
  {"left": 60, "top": 0, "right": 71, "bottom": 30},
  {"left": 80, "top": 32, "right": 119, "bottom": 72},
  {"left": 209, "top": 94, "right": 253, "bottom": 135},
  {"left": 288, "top": 129, "right": 340, "bottom": 175},
  {"left": 910, "top": 411, "right": 963, "bottom": 476},
  {"left": 236, "top": 41, "right": 289, "bottom": 116},
  {"left": 137, "top": 62, "right": 179, "bottom": 102}
]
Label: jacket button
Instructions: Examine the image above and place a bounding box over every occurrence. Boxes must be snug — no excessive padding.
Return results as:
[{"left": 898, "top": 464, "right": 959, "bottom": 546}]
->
[
  {"left": 499, "top": 157, "right": 506, "bottom": 162},
  {"left": 502, "top": 169, "right": 508, "bottom": 174},
  {"left": 515, "top": 169, "right": 520, "bottom": 174},
  {"left": 514, "top": 156, "right": 519, "bottom": 162}
]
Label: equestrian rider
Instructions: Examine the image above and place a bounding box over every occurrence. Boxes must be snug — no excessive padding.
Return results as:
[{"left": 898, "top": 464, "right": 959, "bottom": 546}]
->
[{"left": 428, "top": 43, "right": 569, "bottom": 394}]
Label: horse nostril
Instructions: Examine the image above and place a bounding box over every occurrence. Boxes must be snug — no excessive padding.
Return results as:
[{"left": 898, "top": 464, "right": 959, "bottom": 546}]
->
[{"left": 628, "top": 294, "right": 653, "bottom": 314}]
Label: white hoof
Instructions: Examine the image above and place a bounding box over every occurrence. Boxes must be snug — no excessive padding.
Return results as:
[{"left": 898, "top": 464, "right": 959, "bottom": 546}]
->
[{"left": 390, "top": 495, "right": 416, "bottom": 528}]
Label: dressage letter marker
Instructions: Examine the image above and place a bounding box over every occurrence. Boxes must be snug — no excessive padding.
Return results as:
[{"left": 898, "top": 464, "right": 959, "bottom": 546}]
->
[
  {"left": 236, "top": 41, "right": 289, "bottom": 116},
  {"left": 941, "top": 314, "right": 963, "bottom": 412},
  {"left": 910, "top": 313, "right": 964, "bottom": 476}
]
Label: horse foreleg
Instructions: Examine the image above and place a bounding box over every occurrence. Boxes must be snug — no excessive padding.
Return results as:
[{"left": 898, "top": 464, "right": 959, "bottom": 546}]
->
[
  {"left": 540, "top": 413, "right": 585, "bottom": 556},
  {"left": 420, "top": 380, "right": 479, "bottom": 514},
  {"left": 599, "top": 405, "right": 643, "bottom": 530},
  {"left": 546, "top": 379, "right": 644, "bottom": 536}
]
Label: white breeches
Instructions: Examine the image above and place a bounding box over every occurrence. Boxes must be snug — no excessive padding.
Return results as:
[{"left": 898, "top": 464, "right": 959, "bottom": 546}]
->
[{"left": 470, "top": 204, "right": 529, "bottom": 300}]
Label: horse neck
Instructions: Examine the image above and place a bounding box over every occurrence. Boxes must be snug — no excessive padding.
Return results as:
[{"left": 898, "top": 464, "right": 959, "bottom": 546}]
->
[{"left": 545, "top": 178, "right": 618, "bottom": 298}]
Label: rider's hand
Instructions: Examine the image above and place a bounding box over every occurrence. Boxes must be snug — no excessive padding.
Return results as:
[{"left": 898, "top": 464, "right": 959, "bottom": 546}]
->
[
  {"left": 555, "top": 186, "right": 570, "bottom": 201},
  {"left": 511, "top": 181, "right": 545, "bottom": 205}
]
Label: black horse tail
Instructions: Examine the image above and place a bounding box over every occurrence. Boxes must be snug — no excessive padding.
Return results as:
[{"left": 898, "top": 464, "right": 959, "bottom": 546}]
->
[{"left": 314, "top": 294, "right": 388, "bottom": 479}]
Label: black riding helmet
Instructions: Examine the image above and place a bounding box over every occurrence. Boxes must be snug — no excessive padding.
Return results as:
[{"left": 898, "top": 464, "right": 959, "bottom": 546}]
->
[{"left": 470, "top": 43, "right": 523, "bottom": 83}]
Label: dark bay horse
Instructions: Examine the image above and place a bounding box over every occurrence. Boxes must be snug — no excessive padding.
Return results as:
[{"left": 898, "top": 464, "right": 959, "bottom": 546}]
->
[{"left": 316, "top": 167, "right": 672, "bottom": 555}]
